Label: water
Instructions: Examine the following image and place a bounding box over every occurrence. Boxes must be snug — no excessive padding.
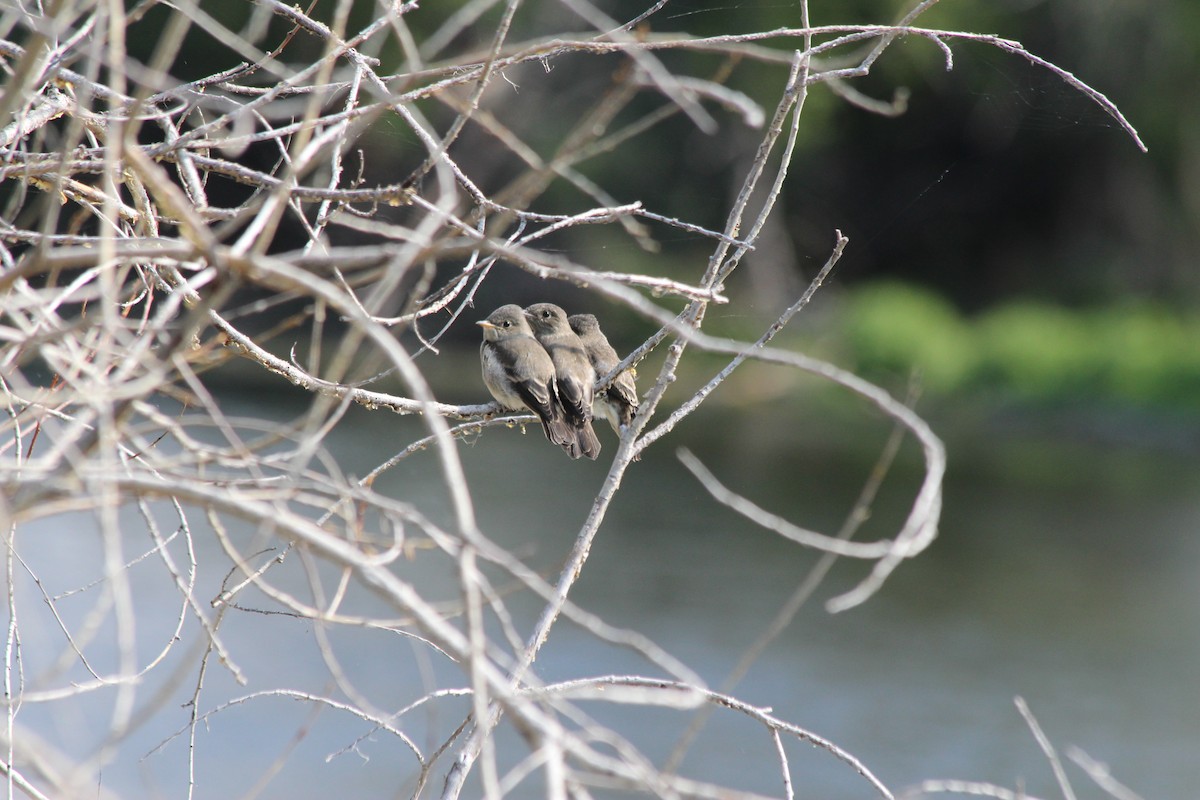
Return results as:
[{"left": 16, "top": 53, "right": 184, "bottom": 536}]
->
[{"left": 6, "top": 387, "right": 1198, "bottom": 798}]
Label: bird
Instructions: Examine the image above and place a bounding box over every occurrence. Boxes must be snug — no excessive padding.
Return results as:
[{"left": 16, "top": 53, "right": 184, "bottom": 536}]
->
[
  {"left": 569, "top": 313, "right": 639, "bottom": 435},
  {"left": 477, "top": 304, "right": 579, "bottom": 458},
  {"left": 524, "top": 303, "right": 602, "bottom": 460}
]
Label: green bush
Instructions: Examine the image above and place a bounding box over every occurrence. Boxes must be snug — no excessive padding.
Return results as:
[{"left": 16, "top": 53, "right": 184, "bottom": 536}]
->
[
  {"left": 975, "top": 301, "right": 1107, "bottom": 397},
  {"left": 1091, "top": 305, "right": 1200, "bottom": 406},
  {"left": 841, "top": 281, "right": 1200, "bottom": 411},
  {"left": 843, "top": 280, "right": 977, "bottom": 393}
]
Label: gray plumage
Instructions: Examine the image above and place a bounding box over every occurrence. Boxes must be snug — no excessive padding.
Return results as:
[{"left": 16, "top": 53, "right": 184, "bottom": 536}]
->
[
  {"left": 524, "top": 303, "right": 602, "bottom": 460},
  {"left": 569, "top": 313, "right": 639, "bottom": 435},
  {"left": 478, "top": 304, "right": 579, "bottom": 458}
]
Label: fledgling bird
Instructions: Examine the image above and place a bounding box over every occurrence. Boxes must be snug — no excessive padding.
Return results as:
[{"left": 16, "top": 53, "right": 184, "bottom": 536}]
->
[
  {"left": 477, "top": 304, "right": 579, "bottom": 458},
  {"left": 524, "top": 303, "right": 602, "bottom": 460},
  {"left": 568, "top": 313, "right": 639, "bottom": 435}
]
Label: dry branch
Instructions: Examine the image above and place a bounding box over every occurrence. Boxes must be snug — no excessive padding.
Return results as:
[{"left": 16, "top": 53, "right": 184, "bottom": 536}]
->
[{"left": 0, "top": 0, "right": 1145, "bottom": 797}]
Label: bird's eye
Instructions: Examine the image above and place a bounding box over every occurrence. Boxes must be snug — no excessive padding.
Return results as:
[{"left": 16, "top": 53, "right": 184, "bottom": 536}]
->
[{"left": 502, "top": 320, "right": 511, "bottom": 327}]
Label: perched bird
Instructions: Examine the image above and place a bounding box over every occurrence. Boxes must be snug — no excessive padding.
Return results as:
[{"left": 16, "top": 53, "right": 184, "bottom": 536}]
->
[
  {"left": 477, "top": 304, "right": 579, "bottom": 458},
  {"left": 569, "top": 313, "right": 639, "bottom": 435},
  {"left": 524, "top": 303, "right": 602, "bottom": 460}
]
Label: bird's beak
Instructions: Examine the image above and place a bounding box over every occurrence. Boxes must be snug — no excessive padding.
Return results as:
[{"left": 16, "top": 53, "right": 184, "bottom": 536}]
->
[{"left": 477, "top": 320, "right": 497, "bottom": 329}]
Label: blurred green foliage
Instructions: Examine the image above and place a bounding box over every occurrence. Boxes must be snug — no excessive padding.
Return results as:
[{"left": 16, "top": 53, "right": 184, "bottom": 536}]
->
[
  {"left": 843, "top": 281, "right": 1200, "bottom": 409},
  {"left": 841, "top": 280, "right": 976, "bottom": 393}
]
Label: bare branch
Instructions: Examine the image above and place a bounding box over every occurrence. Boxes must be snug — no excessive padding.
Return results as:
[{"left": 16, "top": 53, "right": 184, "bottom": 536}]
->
[{"left": 0, "top": 1, "right": 1143, "bottom": 798}]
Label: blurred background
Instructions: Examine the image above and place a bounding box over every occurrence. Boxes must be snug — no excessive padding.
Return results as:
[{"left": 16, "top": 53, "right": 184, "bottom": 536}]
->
[
  {"left": 372, "top": 0, "right": 1200, "bottom": 794},
  {"left": 19, "top": 0, "right": 1198, "bottom": 796},
  {"left": 177, "top": 0, "right": 1200, "bottom": 414}
]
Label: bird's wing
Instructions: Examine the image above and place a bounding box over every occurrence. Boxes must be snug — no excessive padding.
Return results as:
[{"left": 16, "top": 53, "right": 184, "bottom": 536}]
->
[
  {"left": 504, "top": 349, "right": 558, "bottom": 418},
  {"left": 557, "top": 366, "right": 593, "bottom": 424},
  {"left": 610, "top": 371, "right": 639, "bottom": 409},
  {"left": 511, "top": 376, "right": 556, "bottom": 420},
  {"left": 498, "top": 344, "right": 577, "bottom": 452}
]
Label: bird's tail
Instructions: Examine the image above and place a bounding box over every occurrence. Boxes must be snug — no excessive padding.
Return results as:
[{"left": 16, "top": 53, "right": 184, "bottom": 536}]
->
[
  {"left": 574, "top": 420, "right": 601, "bottom": 461},
  {"left": 542, "top": 417, "right": 581, "bottom": 459}
]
